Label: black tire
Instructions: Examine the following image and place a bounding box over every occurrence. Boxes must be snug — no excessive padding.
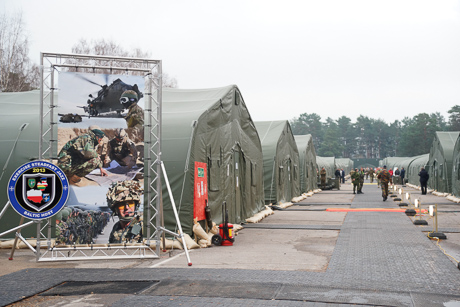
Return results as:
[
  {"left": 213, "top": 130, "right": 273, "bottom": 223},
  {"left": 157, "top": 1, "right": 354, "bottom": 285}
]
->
[{"left": 211, "top": 234, "right": 222, "bottom": 246}]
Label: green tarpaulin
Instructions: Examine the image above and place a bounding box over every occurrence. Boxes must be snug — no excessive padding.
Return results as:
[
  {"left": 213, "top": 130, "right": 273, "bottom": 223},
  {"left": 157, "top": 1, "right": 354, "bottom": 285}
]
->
[
  {"left": 406, "top": 154, "right": 429, "bottom": 186},
  {"left": 451, "top": 134, "right": 460, "bottom": 197},
  {"left": 427, "top": 131, "right": 460, "bottom": 193},
  {"left": 316, "top": 156, "right": 335, "bottom": 179},
  {"left": 0, "top": 91, "right": 43, "bottom": 237},
  {"left": 294, "top": 135, "right": 317, "bottom": 193},
  {"left": 161, "top": 85, "right": 265, "bottom": 234},
  {"left": 254, "top": 121, "right": 300, "bottom": 204},
  {"left": 336, "top": 158, "right": 354, "bottom": 175}
]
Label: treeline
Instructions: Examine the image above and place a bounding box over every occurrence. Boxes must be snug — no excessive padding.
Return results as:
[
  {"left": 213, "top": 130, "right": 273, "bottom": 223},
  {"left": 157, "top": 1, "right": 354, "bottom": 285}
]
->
[{"left": 290, "top": 106, "right": 460, "bottom": 159}]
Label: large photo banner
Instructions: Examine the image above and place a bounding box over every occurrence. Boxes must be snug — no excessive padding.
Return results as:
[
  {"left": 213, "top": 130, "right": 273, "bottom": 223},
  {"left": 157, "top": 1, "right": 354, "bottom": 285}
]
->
[{"left": 55, "top": 72, "right": 145, "bottom": 245}]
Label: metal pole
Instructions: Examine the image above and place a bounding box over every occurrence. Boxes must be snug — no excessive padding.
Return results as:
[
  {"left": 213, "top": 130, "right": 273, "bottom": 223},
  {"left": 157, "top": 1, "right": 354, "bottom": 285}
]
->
[
  {"left": 160, "top": 161, "right": 192, "bottom": 266},
  {"left": 156, "top": 62, "right": 163, "bottom": 254},
  {"left": 0, "top": 201, "right": 11, "bottom": 221},
  {"left": 36, "top": 221, "right": 41, "bottom": 261},
  {"left": 9, "top": 217, "right": 24, "bottom": 260},
  {"left": 435, "top": 203, "right": 439, "bottom": 233},
  {"left": 39, "top": 53, "right": 44, "bottom": 160},
  {"left": 145, "top": 73, "right": 152, "bottom": 244},
  {"left": 50, "top": 68, "right": 55, "bottom": 161},
  {"left": 0, "top": 221, "right": 35, "bottom": 238}
]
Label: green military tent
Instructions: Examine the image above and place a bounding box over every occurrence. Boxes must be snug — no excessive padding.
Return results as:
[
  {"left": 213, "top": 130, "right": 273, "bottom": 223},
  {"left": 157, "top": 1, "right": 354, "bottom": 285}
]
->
[
  {"left": 451, "top": 134, "right": 460, "bottom": 197},
  {"left": 406, "top": 154, "right": 429, "bottom": 186},
  {"left": 0, "top": 91, "right": 43, "bottom": 237},
  {"left": 336, "top": 158, "right": 354, "bottom": 175},
  {"left": 316, "top": 156, "right": 335, "bottom": 178},
  {"left": 381, "top": 157, "right": 410, "bottom": 172},
  {"left": 162, "top": 85, "right": 265, "bottom": 235},
  {"left": 254, "top": 121, "right": 300, "bottom": 204},
  {"left": 294, "top": 134, "right": 317, "bottom": 193},
  {"left": 427, "top": 131, "right": 460, "bottom": 193}
]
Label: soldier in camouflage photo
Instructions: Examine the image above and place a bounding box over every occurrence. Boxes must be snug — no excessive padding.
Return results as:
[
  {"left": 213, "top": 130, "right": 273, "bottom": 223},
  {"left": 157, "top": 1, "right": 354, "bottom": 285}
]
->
[
  {"left": 103, "top": 128, "right": 138, "bottom": 168},
  {"left": 55, "top": 208, "right": 71, "bottom": 245},
  {"left": 120, "top": 90, "right": 144, "bottom": 138},
  {"left": 106, "top": 180, "right": 144, "bottom": 244},
  {"left": 57, "top": 128, "right": 108, "bottom": 184}
]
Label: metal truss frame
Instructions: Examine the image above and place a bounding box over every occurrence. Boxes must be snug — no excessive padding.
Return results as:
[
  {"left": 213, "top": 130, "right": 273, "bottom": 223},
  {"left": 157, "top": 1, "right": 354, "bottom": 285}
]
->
[{"left": 37, "top": 52, "right": 163, "bottom": 261}]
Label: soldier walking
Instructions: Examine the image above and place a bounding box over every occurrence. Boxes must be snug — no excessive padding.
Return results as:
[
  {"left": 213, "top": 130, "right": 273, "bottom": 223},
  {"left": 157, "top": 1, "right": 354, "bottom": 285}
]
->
[
  {"left": 377, "top": 165, "right": 392, "bottom": 201},
  {"left": 419, "top": 167, "right": 429, "bottom": 195},
  {"left": 368, "top": 167, "right": 375, "bottom": 183},
  {"left": 351, "top": 168, "right": 360, "bottom": 194},
  {"left": 358, "top": 167, "right": 365, "bottom": 194}
]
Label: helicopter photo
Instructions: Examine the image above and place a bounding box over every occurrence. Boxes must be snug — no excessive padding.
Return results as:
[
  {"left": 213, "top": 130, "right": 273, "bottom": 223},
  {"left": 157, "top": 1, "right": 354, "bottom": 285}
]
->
[{"left": 78, "top": 75, "right": 144, "bottom": 117}]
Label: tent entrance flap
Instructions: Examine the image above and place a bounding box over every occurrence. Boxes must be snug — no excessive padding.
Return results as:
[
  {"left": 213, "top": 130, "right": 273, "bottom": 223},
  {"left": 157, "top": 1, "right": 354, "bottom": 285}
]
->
[{"left": 233, "top": 146, "right": 242, "bottom": 223}]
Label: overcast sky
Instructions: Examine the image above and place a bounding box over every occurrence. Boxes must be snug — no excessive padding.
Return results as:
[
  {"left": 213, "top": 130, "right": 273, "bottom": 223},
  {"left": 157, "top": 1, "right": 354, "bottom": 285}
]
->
[{"left": 3, "top": 0, "right": 460, "bottom": 124}]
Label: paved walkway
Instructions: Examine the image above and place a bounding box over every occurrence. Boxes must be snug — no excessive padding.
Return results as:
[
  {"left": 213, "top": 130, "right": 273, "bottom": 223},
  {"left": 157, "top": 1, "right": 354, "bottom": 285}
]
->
[{"left": 1, "top": 182, "right": 460, "bottom": 306}]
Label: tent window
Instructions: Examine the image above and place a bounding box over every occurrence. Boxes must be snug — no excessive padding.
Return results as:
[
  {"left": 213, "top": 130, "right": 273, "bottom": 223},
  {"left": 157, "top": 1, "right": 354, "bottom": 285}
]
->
[
  {"left": 208, "top": 158, "right": 220, "bottom": 192},
  {"left": 294, "top": 164, "right": 298, "bottom": 181},
  {"left": 440, "top": 164, "right": 443, "bottom": 178},
  {"left": 279, "top": 166, "right": 284, "bottom": 186},
  {"left": 251, "top": 162, "right": 257, "bottom": 187}
]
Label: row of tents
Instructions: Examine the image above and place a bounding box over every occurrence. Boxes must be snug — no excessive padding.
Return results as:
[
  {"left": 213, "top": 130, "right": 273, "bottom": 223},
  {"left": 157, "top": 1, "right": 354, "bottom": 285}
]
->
[
  {"left": 0, "top": 85, "right": 355, "bottom": 235},
  {"left": 380, "top": 131, "right": 460, "bottom": 197}
]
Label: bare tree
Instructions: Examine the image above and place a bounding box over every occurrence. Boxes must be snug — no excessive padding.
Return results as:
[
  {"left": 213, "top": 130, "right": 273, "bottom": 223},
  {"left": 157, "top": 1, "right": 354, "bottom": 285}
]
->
[
  {"left": 69, "top": 38, "right": 177, "bottom": 88},
  {"left": 0, "top": 11, "right": 39, "bottom": 92}
]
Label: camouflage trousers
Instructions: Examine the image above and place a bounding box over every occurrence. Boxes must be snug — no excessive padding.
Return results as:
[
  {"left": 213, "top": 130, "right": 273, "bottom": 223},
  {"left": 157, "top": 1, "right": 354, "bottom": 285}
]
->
[
  {"left": 58, "top": 154, "right": 101, "bottom": 177},
  {"left": 381, "top": 182, "right": 389, "bottom": 198}
]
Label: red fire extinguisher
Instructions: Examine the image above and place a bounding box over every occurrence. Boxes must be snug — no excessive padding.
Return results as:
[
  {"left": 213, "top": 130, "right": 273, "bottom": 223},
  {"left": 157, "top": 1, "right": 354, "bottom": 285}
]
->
[{"left": 212, "top": 201, "right": 234, "bottom": 246}]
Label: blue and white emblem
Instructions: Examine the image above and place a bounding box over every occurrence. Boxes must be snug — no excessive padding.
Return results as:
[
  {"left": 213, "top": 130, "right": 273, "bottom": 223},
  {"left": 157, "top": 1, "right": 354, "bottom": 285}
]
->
[{"left": 7, "top": 161, "right": 69, "bottom": 220}]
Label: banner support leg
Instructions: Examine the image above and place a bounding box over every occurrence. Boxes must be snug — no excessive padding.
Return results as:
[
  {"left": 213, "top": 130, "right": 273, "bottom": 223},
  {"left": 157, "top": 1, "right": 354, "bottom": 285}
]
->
[
  {"left": 9, "top": 217, "right": 24, "bottom": 260},
  {"left": 160, "top": 161, "right": 192, "bottom": 266}
]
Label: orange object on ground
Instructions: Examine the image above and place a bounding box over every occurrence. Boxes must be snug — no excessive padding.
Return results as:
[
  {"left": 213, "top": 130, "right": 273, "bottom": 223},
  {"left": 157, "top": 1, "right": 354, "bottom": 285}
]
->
[{"left": 326, "top": 208, "right": 428, "bottom": 213}]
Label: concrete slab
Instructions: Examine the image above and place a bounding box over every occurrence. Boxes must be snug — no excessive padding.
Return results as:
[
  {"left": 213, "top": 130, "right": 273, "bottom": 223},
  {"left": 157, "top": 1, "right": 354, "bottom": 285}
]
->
[{"left": 154, "top": 228, "right": 339, "bottom": 272}]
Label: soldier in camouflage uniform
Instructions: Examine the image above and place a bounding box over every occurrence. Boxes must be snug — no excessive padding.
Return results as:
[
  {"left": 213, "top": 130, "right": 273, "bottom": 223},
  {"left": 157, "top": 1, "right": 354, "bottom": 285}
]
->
[
  {"left": 107, "top": 180, "right": 144, "bottom": 244},
  {"left": 357, "top": 167, "right": 365, "bottom": 194},
  {"left": 320, "top": 167, "right": 327, "bottom": 189},
  {"left": 351, "top": 168, "right": 360, "bottom": 194},
  {"left": 368, "top": 167, "right": 375, "bottom": 183},
  {"left": 57, "top": 128, "right": 108, "bottom": 184},
  {"left": 55, "top": 209, "right": 70, "bottom": 245},
  {"left": 375, "top": 167, "right": 381, "bottom": 188},
  {"left": 104, "top": 128, "right": 138, "bottom": 168},
  {"left": 120, "top": 90, "right": 144, "bottom": 133},
  {"left": 377, "top": 165, "right": 392, "bottom": 201}
]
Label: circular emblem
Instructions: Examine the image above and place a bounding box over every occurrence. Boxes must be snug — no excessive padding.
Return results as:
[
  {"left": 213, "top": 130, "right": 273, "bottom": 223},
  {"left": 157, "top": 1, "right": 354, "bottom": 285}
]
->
[{"left": 7, "top": 161, "right": 69, "bottom": 220}]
